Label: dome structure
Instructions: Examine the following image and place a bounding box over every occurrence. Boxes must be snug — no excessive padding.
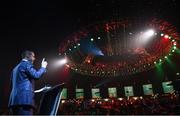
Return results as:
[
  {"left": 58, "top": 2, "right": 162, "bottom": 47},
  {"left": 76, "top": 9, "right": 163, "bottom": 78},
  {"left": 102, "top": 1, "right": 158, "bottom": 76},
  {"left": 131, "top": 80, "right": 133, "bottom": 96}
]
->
[{"left": 59, "top": 18, "right": 179, "bottom": 77}]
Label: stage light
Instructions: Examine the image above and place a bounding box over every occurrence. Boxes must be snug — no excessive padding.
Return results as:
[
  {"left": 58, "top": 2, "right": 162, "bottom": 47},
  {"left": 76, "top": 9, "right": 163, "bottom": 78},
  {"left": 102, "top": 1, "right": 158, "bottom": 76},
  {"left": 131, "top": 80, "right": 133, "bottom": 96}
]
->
[
  {"left": 91, "top": 38, "right": 94, "bottom": 41},
  {"left": 164, "top": 34, "right": 169, "bottom": 38},
  {"left": 87, "top": 60, "right": 91, "bottom": 63},
  {"left": 91, "top": 99, "right": 95, "bottom": 102},
  {"left": 97, "top": 50, "right": 104, "bottom": 56},
  {"left": 137, "top": 29, "right": 155, "bottom": 46},
  {"left": 61, "top": 100, "right": 65, "bottom": 104},
  {"left": 58, "top": 58, "right": 67, "bottom": 65},
  {"left": 53, "top": 58, "right": 68, "bottom": 68},
  {"left": 104, "top": 98, "right": 109, "bottom": 101},
  {"left": 144, "top": 29, "right": 155, "bottom": 37},
  {"left": 118, "top": 98, "right": 123, "bottom": 101},
  {"left": 133, "top": 97, "right": 138, "bottom": 100},
  {"left": 65, "top": 64, "right": 70, "bottom": 68},
  {"left": 177, "top": 73, "right": 180, "bottom": 76},
  {"left": 159, "top": 59, "right": 162, "bottom": 62}
]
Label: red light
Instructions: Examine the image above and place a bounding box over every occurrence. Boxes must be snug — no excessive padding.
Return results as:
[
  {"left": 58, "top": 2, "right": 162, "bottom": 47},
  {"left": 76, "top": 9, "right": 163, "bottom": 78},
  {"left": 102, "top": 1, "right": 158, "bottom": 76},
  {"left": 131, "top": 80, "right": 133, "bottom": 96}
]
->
[
  {"left": 87, "top": 60, "right": 91, "bottom": 63},
  {"left": 162, "top": 36, "right": 169, "bottom": 42},
  {"left": 164, "top": 34, "right": 169, "bottom": 38},
  {"left": 65, "top": 64, "right": 70, "bottom": 68}
]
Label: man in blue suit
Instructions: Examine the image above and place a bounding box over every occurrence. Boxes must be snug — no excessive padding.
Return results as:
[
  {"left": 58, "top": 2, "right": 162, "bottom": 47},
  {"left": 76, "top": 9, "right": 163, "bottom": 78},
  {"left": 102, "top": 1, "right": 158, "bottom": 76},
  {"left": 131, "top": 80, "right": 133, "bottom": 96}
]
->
[{"left": 8, "top": 50, "right": 48, "bottom": 115}]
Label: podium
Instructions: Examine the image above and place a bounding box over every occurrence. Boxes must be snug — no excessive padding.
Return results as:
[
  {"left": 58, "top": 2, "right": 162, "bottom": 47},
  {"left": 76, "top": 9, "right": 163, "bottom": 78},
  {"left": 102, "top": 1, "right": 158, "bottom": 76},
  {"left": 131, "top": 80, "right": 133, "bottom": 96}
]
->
[{"left": 38, "top": 83, "right": 64, "bottom": 115}]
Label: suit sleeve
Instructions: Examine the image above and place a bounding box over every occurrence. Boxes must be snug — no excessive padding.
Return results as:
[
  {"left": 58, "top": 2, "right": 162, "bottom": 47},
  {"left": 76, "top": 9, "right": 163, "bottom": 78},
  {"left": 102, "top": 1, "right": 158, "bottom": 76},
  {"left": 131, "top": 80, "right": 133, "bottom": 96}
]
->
[{"left": 26, "top": 63, "right": 46, "bottom": 79}]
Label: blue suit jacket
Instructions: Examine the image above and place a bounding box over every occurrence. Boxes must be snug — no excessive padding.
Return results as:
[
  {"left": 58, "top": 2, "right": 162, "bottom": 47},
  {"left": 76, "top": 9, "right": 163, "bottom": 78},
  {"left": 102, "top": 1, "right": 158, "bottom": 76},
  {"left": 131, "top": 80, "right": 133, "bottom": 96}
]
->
[{"left": 8, "top": 59, "right": 46, "bottom": 108}]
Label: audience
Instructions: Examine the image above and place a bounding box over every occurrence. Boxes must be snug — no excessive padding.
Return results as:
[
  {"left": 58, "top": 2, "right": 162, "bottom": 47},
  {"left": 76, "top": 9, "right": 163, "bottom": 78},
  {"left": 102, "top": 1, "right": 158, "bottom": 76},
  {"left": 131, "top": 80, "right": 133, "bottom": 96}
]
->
[{"left": 58, "top": 93, "right": 180, "bottom": 115}]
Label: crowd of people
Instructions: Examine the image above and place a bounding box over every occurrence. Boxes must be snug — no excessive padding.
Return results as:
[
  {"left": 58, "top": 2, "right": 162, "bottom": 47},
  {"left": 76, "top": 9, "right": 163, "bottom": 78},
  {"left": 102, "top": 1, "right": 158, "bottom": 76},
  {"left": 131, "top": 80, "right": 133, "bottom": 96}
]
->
[{"left": 58, "top": 93, "right": 180, "bottom": 115}]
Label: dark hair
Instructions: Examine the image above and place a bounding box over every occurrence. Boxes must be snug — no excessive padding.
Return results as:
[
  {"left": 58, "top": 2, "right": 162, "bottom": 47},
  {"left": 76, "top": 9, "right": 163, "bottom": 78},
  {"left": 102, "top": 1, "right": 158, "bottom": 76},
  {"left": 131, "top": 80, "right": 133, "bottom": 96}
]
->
[{"left": 21, "top": 50, "right": 34, "bottom": 59}]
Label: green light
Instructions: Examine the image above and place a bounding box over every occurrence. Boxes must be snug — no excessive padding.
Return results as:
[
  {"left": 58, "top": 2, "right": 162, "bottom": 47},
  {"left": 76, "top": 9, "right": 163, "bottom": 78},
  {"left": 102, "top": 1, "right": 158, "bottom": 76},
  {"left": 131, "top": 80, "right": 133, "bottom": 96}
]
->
[
  {"left": 159, "top": 59, "right": 162, "bottom": 62},
  {"left": 155, "top": 61, "right": 164, "bottom": 79},
  {"left": 173, "top": 46, "right": 176, "bottom": 49},
  {"left": 74, "top": 46, "right": 77, "bottom": 48},
  {"left": 69, "top": 48, "right": 71, "bottom": 51},
  {"left": 91, "top": 38, "right": 94, "bottom": 41},
  {"left": 166, "top": 57, "right": 176, "bottom": 70},
  {"left": 164, "top": 56, "right": 167, "bottom": 59},
  {"left": 172, "top": 50, "right": 175, "bottom": 52},
  {"left": 175, "top": 48, "right": 180, "bottom": 54},
  {"left": 77, "top": 43, "right": 80, "bottom": 46}
]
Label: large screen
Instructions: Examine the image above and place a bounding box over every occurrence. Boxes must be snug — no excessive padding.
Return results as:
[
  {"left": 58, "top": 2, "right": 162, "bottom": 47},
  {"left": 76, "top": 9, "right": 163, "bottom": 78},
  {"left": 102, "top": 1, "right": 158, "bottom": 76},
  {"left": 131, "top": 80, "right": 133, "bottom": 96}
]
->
[
  {"left": 61, "top": 88, "right": 67, "bottom": 99},
  {"left": 76, "top": 89, "right": 84, "bottom": 99},
  {"left": 143, "top": 84, "right": 153, "bottom": 95},
  {"left": 108, "top": 88, "right": 117, "bottom": 98},
  {"left": 92, "top": 88, "right": 101, "bottom": 99},
  {"left": 124, "top": 86, "right": 134, "bottom": 97},
  {"left": 162, "top": 81, "right": 174, "bottom": 93}
]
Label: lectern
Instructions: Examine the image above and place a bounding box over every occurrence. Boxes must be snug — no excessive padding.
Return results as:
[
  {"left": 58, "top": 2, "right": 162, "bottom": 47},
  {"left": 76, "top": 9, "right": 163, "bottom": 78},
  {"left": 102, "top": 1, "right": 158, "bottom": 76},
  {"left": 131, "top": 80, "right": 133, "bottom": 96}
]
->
[{"left": 38, "top": 83, "right": 64, "bottom": 115}]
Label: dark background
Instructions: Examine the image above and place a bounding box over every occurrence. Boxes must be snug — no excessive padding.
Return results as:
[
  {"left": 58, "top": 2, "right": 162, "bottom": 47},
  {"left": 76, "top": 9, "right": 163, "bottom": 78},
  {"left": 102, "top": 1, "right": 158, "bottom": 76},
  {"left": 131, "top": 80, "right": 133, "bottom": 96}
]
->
[{"left": 0, "top": 0, "right": 180, "bottom": 112}]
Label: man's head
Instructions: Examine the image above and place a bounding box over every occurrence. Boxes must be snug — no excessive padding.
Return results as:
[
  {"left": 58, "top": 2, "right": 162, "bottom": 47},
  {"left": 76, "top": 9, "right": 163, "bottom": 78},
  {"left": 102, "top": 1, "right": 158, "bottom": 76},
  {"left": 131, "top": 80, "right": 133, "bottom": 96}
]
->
[{"left": 21, "top": 50, "right": 36, "bottom": 63}]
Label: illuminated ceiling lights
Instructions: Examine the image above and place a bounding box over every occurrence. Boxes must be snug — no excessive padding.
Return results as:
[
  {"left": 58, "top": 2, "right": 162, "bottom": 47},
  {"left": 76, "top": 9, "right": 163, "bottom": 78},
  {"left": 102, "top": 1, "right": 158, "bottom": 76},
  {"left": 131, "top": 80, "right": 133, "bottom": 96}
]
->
[
  {"left": 138, "top": 29, "right": 155, "bottom": 45},
  {"left": 59, "top": 18, "right": 179, "bottom": 77}
]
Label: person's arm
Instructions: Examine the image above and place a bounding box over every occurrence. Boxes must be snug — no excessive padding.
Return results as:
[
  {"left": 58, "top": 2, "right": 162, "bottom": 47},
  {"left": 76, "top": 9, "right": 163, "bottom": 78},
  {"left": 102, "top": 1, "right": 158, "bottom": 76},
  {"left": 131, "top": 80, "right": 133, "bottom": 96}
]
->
[
  {"left": 26, "top": 59, "right": 47, "bottom": 79},
  {"left": 26, "top": 64, "right": 46, "bottom": 79}
]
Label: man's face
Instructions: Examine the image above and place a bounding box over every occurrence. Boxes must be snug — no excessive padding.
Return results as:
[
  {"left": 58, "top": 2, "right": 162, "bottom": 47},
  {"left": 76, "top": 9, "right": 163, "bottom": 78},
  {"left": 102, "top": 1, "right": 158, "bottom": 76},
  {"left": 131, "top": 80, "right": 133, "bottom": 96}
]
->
[{"left": 30, "top": 52, "right": 36, "bottom": 64}]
